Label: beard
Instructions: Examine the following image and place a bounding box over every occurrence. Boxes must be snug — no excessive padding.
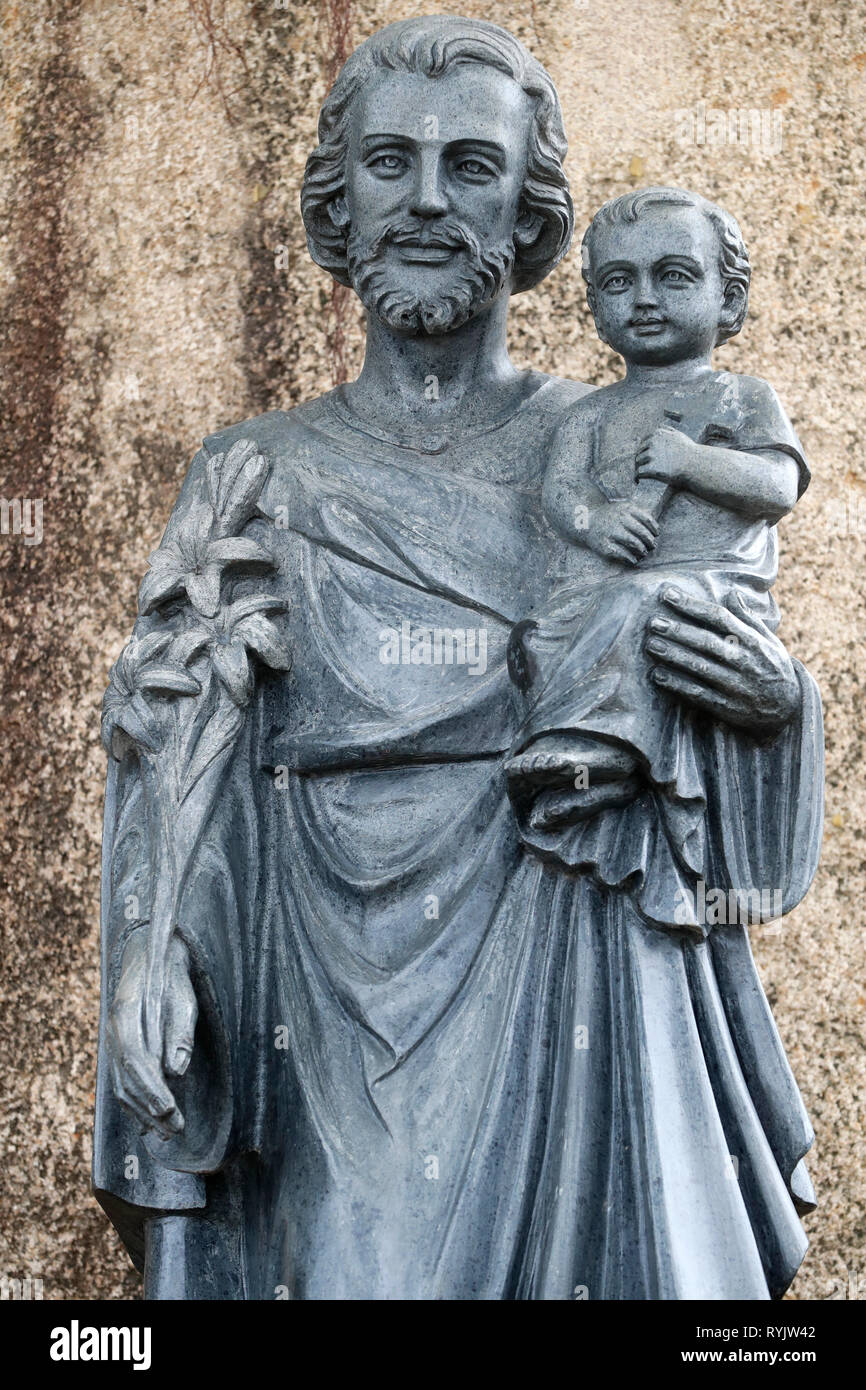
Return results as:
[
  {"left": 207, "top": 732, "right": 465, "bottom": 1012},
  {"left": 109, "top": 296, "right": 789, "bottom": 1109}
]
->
[{"left": 346, "top": 217, "right": 515, "bottom": 336}]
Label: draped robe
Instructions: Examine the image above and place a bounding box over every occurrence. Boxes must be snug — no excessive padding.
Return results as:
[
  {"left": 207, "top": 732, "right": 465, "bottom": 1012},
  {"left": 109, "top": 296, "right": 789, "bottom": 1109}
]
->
[{"left": 93, "top": 375, "right": 823, "bottom": 1300}]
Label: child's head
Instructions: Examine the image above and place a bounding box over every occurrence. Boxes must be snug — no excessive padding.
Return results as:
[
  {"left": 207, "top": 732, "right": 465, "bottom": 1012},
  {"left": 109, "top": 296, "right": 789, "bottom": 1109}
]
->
[{"left": 580, "top": 187, "right": 750, "bottom": 367}]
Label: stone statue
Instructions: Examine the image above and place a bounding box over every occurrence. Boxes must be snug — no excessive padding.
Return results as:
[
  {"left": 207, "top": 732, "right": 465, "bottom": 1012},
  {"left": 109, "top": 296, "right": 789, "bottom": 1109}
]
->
[{"left": 93, "top": 15, "right": 823, "bottom": 1300}]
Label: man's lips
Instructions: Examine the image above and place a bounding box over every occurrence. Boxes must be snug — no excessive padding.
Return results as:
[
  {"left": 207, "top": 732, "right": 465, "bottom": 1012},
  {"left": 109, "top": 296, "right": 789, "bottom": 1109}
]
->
[{"left": 391, "top": 235, "right": 461, "bottom": 263}]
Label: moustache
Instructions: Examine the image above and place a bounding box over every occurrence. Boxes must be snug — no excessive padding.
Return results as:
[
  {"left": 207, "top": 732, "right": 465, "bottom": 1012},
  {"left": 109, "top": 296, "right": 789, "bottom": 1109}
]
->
[{"left": 364, "top": 218, "right": 483, "bottom": 259}]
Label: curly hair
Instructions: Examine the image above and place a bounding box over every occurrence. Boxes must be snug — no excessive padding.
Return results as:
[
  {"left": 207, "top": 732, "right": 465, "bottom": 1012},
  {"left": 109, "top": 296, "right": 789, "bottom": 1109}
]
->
[
  {"left": 301, "top": 15, "right": 574, "bottom": 294},
  {"left": 580, "top": 186, "right": 751, "bottom": 343}
]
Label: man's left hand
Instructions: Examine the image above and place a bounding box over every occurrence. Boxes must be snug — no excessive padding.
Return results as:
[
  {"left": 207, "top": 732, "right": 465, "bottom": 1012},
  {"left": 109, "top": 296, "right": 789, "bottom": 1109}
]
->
[{"left": 645, "top": 587, "right": 800, "bottom": 736}]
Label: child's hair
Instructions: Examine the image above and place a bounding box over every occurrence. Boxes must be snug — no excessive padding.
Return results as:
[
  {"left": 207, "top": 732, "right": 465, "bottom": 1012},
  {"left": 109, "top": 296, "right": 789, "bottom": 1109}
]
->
[{"left": 580, "top": 186, "right": 750, "bottom": 344}]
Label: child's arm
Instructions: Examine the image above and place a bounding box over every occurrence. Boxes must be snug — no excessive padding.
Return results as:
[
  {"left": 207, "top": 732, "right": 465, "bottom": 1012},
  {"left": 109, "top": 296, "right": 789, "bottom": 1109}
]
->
[
  {"left": 635, "top": 427, "right": 799, "bottom": 524},
  {"left": 544, "top": 411, "right": 660, "bottom": 564}
]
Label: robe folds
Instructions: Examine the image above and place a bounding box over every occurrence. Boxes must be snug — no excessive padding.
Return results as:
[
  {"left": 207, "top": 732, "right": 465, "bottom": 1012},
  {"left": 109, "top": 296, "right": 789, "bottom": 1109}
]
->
[{"left": 93, "top": 375, "right": 823, "bottom": 1300}]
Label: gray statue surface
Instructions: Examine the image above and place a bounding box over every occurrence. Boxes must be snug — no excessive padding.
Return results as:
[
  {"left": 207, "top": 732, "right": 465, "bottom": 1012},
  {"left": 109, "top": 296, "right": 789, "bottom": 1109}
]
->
[{"left": 93, "top": 15, "right": 824, "bottom": 1301}]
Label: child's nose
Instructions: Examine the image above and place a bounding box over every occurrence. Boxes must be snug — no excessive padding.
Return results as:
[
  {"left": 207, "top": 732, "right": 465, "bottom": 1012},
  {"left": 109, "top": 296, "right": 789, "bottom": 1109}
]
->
[{"left": 634, "top": 274, "right": 659, "bottom": 306}]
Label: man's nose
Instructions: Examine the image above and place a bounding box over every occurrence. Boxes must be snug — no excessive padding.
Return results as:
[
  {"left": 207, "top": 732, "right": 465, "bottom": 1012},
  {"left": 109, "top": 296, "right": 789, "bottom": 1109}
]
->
[{"left": 409, "top": 150, "right": 448, "bottom": 217}]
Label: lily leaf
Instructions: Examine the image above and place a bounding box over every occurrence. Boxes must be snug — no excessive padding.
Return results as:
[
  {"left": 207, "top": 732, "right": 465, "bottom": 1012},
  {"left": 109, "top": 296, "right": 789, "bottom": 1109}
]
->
[{"left": 178, "top": 694, "right": 245, "bottom": 803}]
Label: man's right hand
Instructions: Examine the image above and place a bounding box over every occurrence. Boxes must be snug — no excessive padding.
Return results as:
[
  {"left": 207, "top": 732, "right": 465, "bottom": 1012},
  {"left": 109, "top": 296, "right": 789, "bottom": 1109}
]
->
[
  {"left": 585, "top": 500, "right": 659, "bottom": 564},
  {"left": 107, "top": 930, "right": 197, "bottom": 1139}
]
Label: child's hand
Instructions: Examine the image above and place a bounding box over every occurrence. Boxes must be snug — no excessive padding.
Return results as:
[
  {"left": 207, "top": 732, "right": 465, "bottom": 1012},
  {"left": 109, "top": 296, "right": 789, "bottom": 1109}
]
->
[
  {"left": 635, "top": 426, "right": 700, "bottom": 489},
  {"left": 585, "top": 500, "right": 659, "bottom": 564}
]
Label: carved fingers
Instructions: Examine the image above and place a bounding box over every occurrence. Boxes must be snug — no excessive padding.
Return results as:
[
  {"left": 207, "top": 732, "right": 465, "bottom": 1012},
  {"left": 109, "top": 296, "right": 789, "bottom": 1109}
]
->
[
  {"left": 162, "top": 936, "right": 197, "bottom": 1079},
  {"left": 589, "top": 501, "right": 660, "bottom": 564},
  {"left": 528, "top": 775, "right": 644, "bottom": 831},
  {"left": 506, "top": 739, "right": 637, "bottom": 786},
  {"left": 646, "top": 587, "right": 800, "bottom": 735},
  {"left": 505, "top": 749, "right": 583, "bottom": 783},
  {"left": 108, "top": 932, "right": 187, "bottom": 1138},
  {"left": 634, "top": 425, "right": 695, "bottom": 485}
]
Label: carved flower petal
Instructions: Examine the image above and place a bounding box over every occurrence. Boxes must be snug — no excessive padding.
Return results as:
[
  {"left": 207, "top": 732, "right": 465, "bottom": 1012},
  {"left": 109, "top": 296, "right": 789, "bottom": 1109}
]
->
[
  {"left": 224, "top": 594, "right": 286, "bottom": 628},
  {"left": 139, "top": 565, "right": 185, "bottom": 616},
  {"left": 206, "top": 536, "right": 273, "bottom": 567},
  {"left": 175, "top": 499, "right": 217, "bottom": 562},
  {"left": 146, "top": 540, "right": 185, "bottom": 570},
  {"left": 102, "top": 674, "right": 128, "bottom": 714},
  {"left": 102, "top": 691, "right": 161, "bottom": 758},
  {"left": 206, "top": 451, "right": 225, "bottom": 511},
  {"left": 211, "top": 640, "right": 253, "bottom": 706},
  {"left": 233, "top": 613, "right": 291, "bottom": 671},
  {"left": 116, "top": 650, "right": 134, "bottom": 691},
  {"left": 121, "top": 631, "right": 170, "bottom": 683},
  {"left": 217, "top": 438, "right": 259, "bottom": 511},
  {"left": 185, "top": 564, "right": 221, "bottom": 618},
  {"left": 131, "top": 631, "right": 173, "bottom": 665},
  {"left": 169, "top": 627, "right": 213, "bottom": 666},
  {"left": 137, "top": 663, "right": 202, "bottom": 696},
  {"left": 218, "top": 451, "right": 269, "bottom": 536}
]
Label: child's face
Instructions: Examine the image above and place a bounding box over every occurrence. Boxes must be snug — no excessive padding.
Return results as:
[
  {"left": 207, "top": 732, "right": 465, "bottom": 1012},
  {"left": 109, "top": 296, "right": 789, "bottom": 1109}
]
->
[{"left": 587, "top": 205, "right": 728, "bottom": 366}]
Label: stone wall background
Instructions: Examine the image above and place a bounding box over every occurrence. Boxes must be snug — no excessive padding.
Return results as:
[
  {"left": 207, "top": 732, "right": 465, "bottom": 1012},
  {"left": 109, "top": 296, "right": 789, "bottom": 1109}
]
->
[{"left": 0, "top": 0, "right": 863, "bottom": 1300}]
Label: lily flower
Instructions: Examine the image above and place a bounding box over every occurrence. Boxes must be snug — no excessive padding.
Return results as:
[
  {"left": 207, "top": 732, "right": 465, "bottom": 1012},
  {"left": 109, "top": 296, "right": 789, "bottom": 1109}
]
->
[
  {"left": 138, "top": 499, "right": 274, "bottom": 619},
  {"left": 169, "top": 595, "right": 291, "bottom": 708},
  {"left": 206, "top": 438, "right": 270, "bottom": 538},
  {"left": 138, "top": 438, "right": 274, "bottom": 619},
  {"left": 102, "top": 632, "right": 201, "bottom": 759}
]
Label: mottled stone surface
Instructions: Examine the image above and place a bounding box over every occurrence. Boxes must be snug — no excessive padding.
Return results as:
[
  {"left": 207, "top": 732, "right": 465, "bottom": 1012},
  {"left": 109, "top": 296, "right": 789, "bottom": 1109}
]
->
[{"left": 0, "top": 0, "right": 863, "bottom": 1300}]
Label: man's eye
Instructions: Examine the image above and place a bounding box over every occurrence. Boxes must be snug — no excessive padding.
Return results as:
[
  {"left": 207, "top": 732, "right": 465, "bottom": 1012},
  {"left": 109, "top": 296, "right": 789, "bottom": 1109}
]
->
[
  {"left": 369, "top": 154, "right": 406, "bottom": 175},
  {"left": 455, "top": 158, "right": 493, "bottom": 178}
]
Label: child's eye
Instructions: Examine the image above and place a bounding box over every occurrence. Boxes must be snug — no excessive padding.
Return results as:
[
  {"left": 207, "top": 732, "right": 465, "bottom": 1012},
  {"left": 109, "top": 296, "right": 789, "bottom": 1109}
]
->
[
  {"left": 602, "top": 274, "right": 630, "bottom": 292},
  {"left": 662, "top": 268, "right": 691, "bottom": 282}
]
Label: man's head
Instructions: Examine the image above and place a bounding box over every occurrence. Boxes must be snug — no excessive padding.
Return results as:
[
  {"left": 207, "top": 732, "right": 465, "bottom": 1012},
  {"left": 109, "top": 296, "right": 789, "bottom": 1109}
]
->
[
  {"left": 301, "top": 16, "right": 573, "bottom": 335},
  {"left": 580, "top": 187, "right": 751, "bottom": 366}
]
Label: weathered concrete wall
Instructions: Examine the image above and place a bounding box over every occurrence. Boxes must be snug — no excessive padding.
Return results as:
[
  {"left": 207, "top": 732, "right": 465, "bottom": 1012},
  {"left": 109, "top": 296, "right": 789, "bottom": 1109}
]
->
[{"left": 0, "top": 0, "right": 863, "bottom": 1299}]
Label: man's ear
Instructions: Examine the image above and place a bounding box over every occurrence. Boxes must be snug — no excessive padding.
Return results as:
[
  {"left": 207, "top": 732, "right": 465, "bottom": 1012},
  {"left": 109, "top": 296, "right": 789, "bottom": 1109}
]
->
[
  {"left": 327, "top": 196, "right": 351, "bottom": 232},
  {"left": 513, "top": 207, "right": 544, "bottom": 250}
]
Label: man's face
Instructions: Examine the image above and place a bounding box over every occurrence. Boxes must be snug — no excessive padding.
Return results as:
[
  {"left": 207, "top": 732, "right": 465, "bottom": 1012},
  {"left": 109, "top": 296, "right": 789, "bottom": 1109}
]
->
[
  {"left": 342, "top": 65, "right": 534, "bottom": 335},
  {"left": 588, "top": 206, "right": 728, "bottom": 366}
]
